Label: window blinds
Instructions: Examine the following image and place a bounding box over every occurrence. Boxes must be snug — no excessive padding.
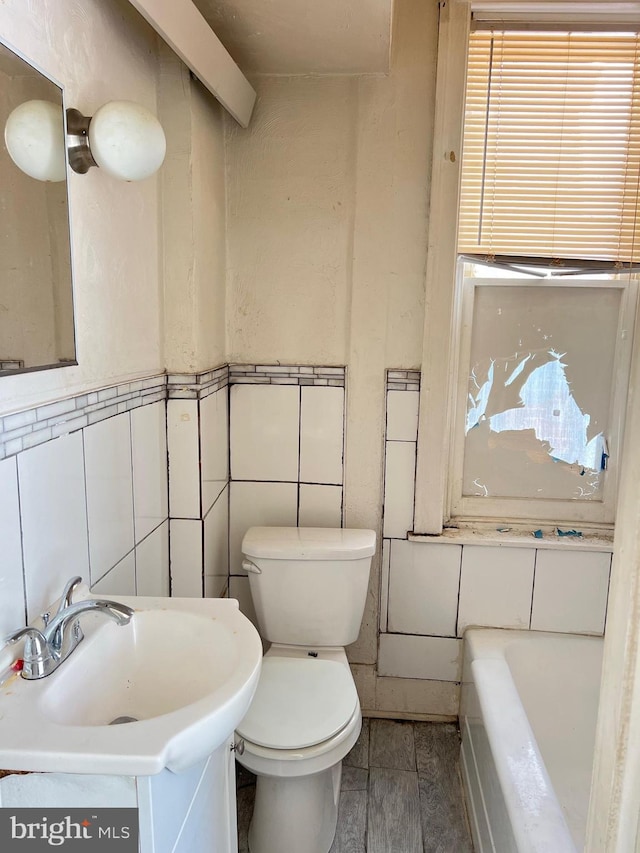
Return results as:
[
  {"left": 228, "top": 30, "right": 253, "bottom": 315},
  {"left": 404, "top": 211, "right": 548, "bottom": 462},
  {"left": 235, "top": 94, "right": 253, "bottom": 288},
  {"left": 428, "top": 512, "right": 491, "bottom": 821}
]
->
[{"left": 458, "top": 30, "right": 640, "bottom": 264}]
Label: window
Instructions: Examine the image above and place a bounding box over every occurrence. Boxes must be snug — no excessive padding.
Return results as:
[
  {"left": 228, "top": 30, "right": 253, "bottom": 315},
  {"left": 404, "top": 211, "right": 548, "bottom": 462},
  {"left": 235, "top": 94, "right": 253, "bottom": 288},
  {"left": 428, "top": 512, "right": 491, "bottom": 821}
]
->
[{"left": 414, "top": 3, "right": 639, "bottom": 534}]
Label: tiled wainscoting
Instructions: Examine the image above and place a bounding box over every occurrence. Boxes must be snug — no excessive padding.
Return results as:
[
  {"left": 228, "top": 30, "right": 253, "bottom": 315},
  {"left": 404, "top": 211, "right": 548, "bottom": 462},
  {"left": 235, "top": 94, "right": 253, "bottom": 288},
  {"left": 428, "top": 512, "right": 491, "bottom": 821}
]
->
[
  {"left": 166, "top": 366, "right": 230, "bottom": 599},
  {"left": 0, "top": 376, "right": 169, "bottom": 637},
  {"left": 226, "top": 365, "right": 346, "bottom": 615},
  {"left": 379, "top": 370, "right": 613, "bottom": 715}
]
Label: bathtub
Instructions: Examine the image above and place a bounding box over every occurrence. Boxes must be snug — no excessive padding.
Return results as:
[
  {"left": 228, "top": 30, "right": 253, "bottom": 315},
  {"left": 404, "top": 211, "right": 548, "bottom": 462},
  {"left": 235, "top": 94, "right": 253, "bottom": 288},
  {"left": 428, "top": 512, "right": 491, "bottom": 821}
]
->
[{"left": 460, "top": 628, "right": 603, "bottom": 853}]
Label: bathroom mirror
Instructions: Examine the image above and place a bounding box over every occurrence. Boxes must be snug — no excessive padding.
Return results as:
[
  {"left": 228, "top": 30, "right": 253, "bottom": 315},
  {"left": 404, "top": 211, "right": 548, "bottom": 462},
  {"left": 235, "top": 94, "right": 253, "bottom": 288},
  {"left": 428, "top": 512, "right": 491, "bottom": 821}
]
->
[{"left": 0, "top": 40, "right": 75, "bottom": 377}]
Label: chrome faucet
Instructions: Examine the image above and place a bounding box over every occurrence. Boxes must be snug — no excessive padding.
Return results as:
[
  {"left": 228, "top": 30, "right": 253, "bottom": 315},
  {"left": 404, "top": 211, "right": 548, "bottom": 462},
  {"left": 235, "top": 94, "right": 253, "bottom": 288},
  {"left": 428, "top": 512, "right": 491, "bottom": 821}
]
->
[{"left": 4, "top": 577, "right": 134, "bottom": 680}]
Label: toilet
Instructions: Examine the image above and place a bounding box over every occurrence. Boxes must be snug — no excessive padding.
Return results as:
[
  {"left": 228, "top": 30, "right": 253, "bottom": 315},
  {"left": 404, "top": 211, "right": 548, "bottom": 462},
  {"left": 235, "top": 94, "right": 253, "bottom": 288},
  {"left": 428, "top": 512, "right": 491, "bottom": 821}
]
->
[{"left": 235, "top": 526, "right": 376, "bottom": 853}]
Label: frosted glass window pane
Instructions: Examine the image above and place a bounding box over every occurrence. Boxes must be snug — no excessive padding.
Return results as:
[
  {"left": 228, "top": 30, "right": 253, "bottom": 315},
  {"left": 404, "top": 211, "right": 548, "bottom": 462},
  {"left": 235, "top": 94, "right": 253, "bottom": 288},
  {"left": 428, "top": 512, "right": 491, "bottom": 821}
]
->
[{"left": 463, "top": 284, "right": 621, "bottom": 500}]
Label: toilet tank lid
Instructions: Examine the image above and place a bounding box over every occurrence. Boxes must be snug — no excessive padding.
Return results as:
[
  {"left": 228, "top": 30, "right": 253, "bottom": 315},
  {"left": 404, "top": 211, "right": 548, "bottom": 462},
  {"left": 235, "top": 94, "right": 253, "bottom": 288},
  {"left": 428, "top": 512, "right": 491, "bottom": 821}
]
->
[{"left": 242, "top": 527, "right": 376, "bottom": 560}]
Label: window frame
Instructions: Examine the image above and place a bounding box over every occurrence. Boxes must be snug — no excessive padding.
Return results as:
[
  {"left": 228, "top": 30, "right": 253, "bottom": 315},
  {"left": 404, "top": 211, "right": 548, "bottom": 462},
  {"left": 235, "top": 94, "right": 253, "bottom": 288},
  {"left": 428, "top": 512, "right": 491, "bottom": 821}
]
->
[
  {"left": 414, "top": 0, "right": 639, "bottom": 535},
  {"left": 449, "top": 272, "right": 637, "bottom": 527}
]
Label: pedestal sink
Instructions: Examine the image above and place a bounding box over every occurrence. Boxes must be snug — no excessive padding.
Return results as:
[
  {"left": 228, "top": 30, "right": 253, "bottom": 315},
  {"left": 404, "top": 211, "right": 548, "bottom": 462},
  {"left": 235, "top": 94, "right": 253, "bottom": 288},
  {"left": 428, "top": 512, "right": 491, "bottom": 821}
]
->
[{"left": 0, "top": 594, "right": 262, "bottom": 776}]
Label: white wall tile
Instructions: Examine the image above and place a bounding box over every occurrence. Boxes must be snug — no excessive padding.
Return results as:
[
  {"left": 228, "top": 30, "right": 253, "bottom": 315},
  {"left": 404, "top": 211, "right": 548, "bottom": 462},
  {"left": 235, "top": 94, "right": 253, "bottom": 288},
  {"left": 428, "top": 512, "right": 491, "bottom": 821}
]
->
[
  {"left": 386, "top": 390, "right": 420, "bottom": 441},
  {"left": 298, "top": 484, "right": 342, "bottom": 527},
  {"left": 18, "top": 432, "right": 89, "bottom": 621},
  {"left": 167, "top": 400, "right": 200, "bottom": 519},
  {"left": 378, "top": 634, "right": 462, "bottom": 681},
  {"left": 131, "top": 401, "right": 168, "bottom": 543},
  {"left": 230, "top": 385, "right": 299, "bottom": 481},
  {"left": 299, "top": 386, "right": 344, "bottom": 484},
  {"left": 91, "top": 551, "right": 136, "bottom": 596},
  {"left": 229, "top": 481, "right": 298, "bottom": 575},
  {"left": 170, "top": 519, "right": 203, "bottom": 598},
  {"left": 136, "top": 521, "right": 169, "bottom": 597},
  {"left": 204, "top": 575, "right": 227, "bottom": 598},
  {"left": 200, "top": 388, "right": 229, "bottom": 515},
  {"left": 380, "top": 539, "right": 391, "bottom": 633},
  {"left": 204, "top": 488, "right": 229, "bottom": 597},
  {"left": 0, "top": 458, "right": 25, "bottom": 635},
  {"left": 383, "top": 441, "right": 416, "bottom": 538},
  {"left": 84, "top": 413, "right": 135, "bottom": 584},
  {"left": 228, "top": 576, "right": 259, "bottom": 631},
  {"left": 531, "top": 549, "right": 611, "bottom": 634},
  {"left": 387, "top": 540, "right": 461, "bottom": 637},
  {"left": 457, "top": 545, "right": 535, "bottom": 636}
]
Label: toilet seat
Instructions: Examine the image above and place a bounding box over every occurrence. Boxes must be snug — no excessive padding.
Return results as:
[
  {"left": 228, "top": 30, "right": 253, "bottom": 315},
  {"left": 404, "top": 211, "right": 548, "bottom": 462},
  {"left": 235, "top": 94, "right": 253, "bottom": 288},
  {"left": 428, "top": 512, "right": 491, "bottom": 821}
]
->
[{"left": 236, "top": 655, "right": 359, "bottom": 750}]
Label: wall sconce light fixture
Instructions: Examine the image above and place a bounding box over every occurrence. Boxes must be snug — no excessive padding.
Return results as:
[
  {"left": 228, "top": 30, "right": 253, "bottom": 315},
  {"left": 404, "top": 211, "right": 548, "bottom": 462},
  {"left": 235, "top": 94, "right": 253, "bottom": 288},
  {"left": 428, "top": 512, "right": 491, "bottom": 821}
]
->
[{"left": 4, "top": 99, "right": 166, "bottom": 182}]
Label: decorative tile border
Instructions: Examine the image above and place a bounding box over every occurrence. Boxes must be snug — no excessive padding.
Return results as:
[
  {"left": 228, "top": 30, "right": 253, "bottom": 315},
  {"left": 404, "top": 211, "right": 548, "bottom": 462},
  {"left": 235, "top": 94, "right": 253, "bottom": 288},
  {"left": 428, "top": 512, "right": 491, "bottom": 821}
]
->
[
  {"left": 387, "top": 369, "right": 421, "bottom": 391},
  {"left": 229, "top": 364, "right": 346, "bottom": 387},
  {"left": 0, "top": 375, "right": 167, "bottom": 461},
  {"left": 167, "top": 365, "right": 229, "bottom": 400}
]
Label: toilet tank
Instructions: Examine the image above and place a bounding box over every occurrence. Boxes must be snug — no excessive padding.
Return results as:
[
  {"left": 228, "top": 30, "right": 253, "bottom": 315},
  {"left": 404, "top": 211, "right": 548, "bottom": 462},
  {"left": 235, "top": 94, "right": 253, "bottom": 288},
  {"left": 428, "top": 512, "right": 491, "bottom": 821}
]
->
[{"left": 241, "top": 527, "right": 376, "bottom": 646}]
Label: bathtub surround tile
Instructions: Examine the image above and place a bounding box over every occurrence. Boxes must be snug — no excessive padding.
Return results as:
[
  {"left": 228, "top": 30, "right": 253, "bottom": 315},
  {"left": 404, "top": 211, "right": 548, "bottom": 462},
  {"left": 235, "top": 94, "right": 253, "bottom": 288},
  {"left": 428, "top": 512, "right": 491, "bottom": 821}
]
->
[
  {"left": 200, "top": 387, "right": 229, "bottom": 515},
  {"left": 167, "top": 399, "right": 201, "bottom": 519},
  {"left": 369, "top": 719, "right": 416, "bottom": 771},
  {"left": 170, "top": 519, "right": 204, "bottom": 597},
  {"left": 83, "top": 413, "right": 135, "bottom": 584},
  {"left": 383, "top": 441, "right": 417, "bottom": 539},
  {"left": 457, "top": 545, "right": 535, "bottom": 636},
  {"left": 368, "top": 767, "right": 423, "bottom": 853},
  {"left": 230, "top": 384, "right": 300, "bottom": 481},
  {"left": 330, "top": 790, "right": 367, "bottom": 853},
  {"left": 90, "top": 551, "right": 136, "bottom": 596},
  {"left": 229, "top": 481, "right": 298, "bottom": 575},
  {"left": 135, "top": 521, "right": 169, "bottom": 597},
  {"left": 386, "top": 390, "right": 420, "bottom": 441},
  {"left": 298, "top": 484, "right": 343, "bottom": 527},
  {"left": 387, "top": 540, "right": 461, "bottom": 637},
  {"left": 378, "top": 634, "right": 462, "bottom": 682},
  {"left": 531, "top": 549, "right": 611, "bottom": 634},
  {"left": 299, "top": 386, "right": 344, "bottom": 484},
  {"left": 131, "top": 401, "right": 168, "bottom": 543},
  {"left": 0, "top": 457, "right": 26, "bottom": 634},
  {"left": 18, "top": 432, "right": 90, "bottom": 621}
]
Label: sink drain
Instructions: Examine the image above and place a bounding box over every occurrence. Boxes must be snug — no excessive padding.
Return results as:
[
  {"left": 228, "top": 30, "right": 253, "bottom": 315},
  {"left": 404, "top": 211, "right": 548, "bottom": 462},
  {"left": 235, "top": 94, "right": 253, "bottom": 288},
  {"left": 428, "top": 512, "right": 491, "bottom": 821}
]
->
[{"left": 108, "top": 715, "right": 139, "bottom": 725}]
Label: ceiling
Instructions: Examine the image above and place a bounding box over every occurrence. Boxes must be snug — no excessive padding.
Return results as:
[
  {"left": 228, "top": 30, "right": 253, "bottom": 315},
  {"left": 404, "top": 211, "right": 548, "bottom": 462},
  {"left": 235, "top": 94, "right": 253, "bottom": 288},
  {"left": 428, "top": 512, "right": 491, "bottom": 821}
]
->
[{"left": 192, "top": 0, "right": 394, "bottom": 75}]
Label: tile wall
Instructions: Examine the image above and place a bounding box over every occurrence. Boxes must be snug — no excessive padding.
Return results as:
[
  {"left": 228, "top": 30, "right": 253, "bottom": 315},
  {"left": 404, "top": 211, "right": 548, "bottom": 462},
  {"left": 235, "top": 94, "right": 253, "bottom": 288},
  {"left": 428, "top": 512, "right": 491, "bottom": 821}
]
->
[
  {"left": 226, "top": 365, "right": 346, "bottom": 613},
  {"left": 380, "top": 370, "right": 613, "bottom": 696},
  {"left": 166, "top": 366, "right": 230, "bottom": 599},
  {"left": 0, "top": 377, "right": 169, "bottom": 638}
]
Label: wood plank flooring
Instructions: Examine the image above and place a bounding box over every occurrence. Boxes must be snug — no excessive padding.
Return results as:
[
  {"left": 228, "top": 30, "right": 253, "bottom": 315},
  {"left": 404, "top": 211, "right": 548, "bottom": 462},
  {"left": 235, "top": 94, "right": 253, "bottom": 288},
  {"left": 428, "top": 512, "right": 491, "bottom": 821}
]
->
[{"left": 236, "top": 720, "right": 474, "bottom": 853}]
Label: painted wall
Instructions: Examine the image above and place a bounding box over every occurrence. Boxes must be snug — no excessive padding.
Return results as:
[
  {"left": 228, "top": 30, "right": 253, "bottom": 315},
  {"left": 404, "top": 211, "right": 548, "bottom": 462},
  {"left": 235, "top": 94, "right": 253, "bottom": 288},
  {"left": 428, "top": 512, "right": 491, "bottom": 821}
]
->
[
  {"left": 0, "top": 0, "right": 163, "bottom": 416},
  {"left": 160, "top": 47, "right": 227, "bottom": 374},
  {"left": 225, "top": 0, "right": 438, "bottom": 687}
]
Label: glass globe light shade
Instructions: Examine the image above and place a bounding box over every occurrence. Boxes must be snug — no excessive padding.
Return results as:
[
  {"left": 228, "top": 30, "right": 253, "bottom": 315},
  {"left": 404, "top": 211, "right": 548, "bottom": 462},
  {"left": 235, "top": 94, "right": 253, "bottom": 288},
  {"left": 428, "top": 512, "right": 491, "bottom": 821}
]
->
[
  {"left": 4, "top": 100, "right": 67, "bottom": 182},
  {"left": 88, "top": 100, "right": 166, "bottom": 181}
]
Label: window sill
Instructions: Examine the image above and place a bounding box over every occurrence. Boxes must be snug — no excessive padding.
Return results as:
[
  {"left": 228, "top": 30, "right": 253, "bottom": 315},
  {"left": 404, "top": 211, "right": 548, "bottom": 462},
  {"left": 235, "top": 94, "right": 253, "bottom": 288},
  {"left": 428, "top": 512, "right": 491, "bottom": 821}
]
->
[{"left": 408, "top": 525, "right": 613, "bottom": 552}]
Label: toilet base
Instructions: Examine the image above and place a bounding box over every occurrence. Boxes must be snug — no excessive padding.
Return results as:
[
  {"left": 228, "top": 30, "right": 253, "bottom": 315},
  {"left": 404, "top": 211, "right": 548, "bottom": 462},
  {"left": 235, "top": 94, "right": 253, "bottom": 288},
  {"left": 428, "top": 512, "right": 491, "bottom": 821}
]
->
[{"left": 248, "top": 761, "right": 342, "bottom": 853}]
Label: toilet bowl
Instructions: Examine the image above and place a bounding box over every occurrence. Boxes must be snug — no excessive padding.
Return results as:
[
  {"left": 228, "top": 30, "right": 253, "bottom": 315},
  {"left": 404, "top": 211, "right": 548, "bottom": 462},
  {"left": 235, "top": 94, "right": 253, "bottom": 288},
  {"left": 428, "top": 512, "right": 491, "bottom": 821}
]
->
[
  {"left": 236, "top": 646, "right": 361, "bottom": 853},
  {"left": 234, "top": 527, "right": 376, "bottom": 853}
]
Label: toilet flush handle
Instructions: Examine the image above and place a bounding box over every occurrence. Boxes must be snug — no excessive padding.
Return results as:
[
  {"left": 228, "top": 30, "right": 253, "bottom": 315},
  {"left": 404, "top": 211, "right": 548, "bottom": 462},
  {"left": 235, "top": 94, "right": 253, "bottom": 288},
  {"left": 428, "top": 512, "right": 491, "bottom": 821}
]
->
[{"left": 241, "top": 559, "right": 261, "bottom": 574}]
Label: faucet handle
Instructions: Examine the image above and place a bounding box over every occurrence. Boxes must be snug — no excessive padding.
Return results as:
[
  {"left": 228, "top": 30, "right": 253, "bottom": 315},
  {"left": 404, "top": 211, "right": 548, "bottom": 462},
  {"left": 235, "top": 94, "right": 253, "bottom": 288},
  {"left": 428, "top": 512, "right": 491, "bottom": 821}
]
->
[
  {"left": 42, "top": 576, "right": 83, "bottom": 625},
  {"left": 4, "top": 627, "right": 48, "bottom": 660}
]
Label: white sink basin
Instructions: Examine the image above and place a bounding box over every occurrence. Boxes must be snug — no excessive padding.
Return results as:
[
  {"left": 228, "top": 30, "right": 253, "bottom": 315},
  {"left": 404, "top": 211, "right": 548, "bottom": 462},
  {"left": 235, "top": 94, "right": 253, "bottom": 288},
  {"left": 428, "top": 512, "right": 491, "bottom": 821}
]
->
[{"left": 0, "top": 594, "right": 262, "bottom": 775}]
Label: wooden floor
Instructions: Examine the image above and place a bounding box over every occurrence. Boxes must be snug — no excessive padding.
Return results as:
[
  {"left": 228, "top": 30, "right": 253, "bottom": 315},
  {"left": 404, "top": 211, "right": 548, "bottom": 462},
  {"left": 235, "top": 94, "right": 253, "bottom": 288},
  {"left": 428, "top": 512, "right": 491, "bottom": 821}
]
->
[{"left": 236, "top": 720, "right": 474, "bottom": 853}]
